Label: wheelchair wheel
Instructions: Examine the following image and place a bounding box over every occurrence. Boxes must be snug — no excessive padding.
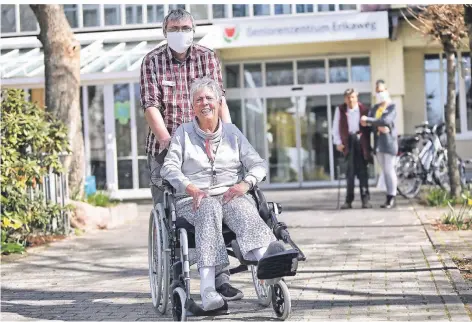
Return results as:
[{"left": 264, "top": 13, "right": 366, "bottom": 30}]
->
[
  {"left": 148, "top": 210, "right": 169, "bottom": 314},
  {"left": 172, "top": 287, "right": 187, "bottom": 321},
  {"left": 271, "top": 280, "right": 291, "bottom": 320},
  {"left": 250, "top": 265, "right": 272, "bottom": 307}
]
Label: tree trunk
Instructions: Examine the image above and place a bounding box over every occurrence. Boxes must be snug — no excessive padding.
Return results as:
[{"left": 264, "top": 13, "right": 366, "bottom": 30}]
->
[
  {"left": 444, "top": 50, "right": 461, "bottom": 198},
  {"left": 30, "top": 5, "right": 85, "bottom": 199}
]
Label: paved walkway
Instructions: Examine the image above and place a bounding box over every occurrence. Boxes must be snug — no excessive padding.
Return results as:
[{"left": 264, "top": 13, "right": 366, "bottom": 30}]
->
[{"left": 1, "top": 189, "right": 471, "bottom": 321}]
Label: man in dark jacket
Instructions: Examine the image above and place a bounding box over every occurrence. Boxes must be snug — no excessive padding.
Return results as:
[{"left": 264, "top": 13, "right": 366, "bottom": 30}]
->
[{"left": 332, "top": 88, "right": 372, "bottom": 209}]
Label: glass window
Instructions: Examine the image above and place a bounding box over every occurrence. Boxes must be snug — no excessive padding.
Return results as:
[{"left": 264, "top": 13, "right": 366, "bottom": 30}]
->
[
  {"left": 126, "top": 5, "right": 142, "bottom": 24},
  {"left": 232, "top": 4, "right": 249, "bottom": 17},
  {"left": 147, "top": 5, "right": 164, "bottom": 24},
  {"left": 267, "top": 97, "right": 299, "bottom": 183},
  {"left": 266, "top": 62, "right": 294, "bottom": 86},
  {"left": 104, "top": 5, "right": 121, "bottom": 26},
  {"left": 351, "top": 57, "right": 371, "bottom": 82},
  {"left": 275, "top": 4, "right": 291, "bottom": 15},
  {"left": 1, "top": 5, "right": 16, "bottom": 33},
  {"left": 425, "top": 70, "right": 443, "bottom": 125},
  {"left": 424, "top": 54, "right": 441, "bottom": 70},
  {"left": 133, "top": 83, "right": 150, "bottom": 189},
  {"left": 83, "top": 4, "right": 100, "bottom": 27},
  {"left": 225, "top": 65, "right": 240, "bottom": 88},
  {"left": 463, "top": 53, "right": 472, "bottom": 131},
  {"left": 64, "top": 5, "right": 78, "bottom": 28},
  {"left": 245, "top": 98, "right": 266, "bottom": 158},
  {"left": 253, "top": 4, "right": 270, "bottom": 16},
  {"left": 19, "top": 5, "right": 38, "bottom": 32},
  {"left": 138, "top": 159, "right": 150, "bottom": 189},
  {"left": 318, "top": 4, "right": 335, "bottom": 12},
  {"left": 227, "top": 99, "right": 243, "bottom": 131},
  {"left": 212, "top": 4, "right": 227, "bottom": 19},
  {"left": 114, "top": 84, "right": 132, "bottom": 189},
  {"left": 296, "top": 4, "right": 313, "bottom": 13},
  {"left": 87, "top": 85, "right": 107, "bottom": 190},
  {"left": 329, "top": 58, "right": 348, "bottom": 83},
  {"left": 243, "top": 64, "right": 262, "bottom": 88},
  {"left": 117, "top": 160, "right": 133, "bottom": 189},
  {"left": 190, "top": 4, "right": 208, "bottom": 20},
  {"left": 300, "top": 96, "right": 330, "bottom": 181},
  {"left": 297, "top": 60, "right": 326, "bottom": 84},
  {"left": 339, "top": 4, "right": 357, "bottom": 10},
  {"left": 169, "top": 4, "right": 186, "bottom": 11}
]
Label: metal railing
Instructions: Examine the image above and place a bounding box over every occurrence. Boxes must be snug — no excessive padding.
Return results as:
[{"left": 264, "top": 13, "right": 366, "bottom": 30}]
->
[{"left": 26, "top": 155, "right": 71, "bottom": 235}]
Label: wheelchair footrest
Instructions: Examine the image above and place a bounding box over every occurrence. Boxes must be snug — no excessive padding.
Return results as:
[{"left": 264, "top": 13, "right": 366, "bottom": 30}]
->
[
  {"left": 185, "top": 298, "right": 229, "bottom": 317},
  {"left": 257, "top": 249, "right": 299, "bottom": 280}
]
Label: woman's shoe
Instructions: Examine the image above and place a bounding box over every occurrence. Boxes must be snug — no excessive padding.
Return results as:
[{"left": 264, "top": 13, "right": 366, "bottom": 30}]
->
[
  {"left": 202, "top": 287, "right": 225, "bottom": 311},
  {"left": 380, "top": 195, "right": 396, "bottom": 209}
]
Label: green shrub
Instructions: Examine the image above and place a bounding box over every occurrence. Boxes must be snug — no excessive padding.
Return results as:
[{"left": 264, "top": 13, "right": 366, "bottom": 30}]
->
[
  {"left": 86, "top": 191, "right": 117, "bottom": 207},
  {"left": 425, "top": 187, "right": 452, "bottom": 206},
  {"left": 1, "top": 89, "right": 71, "bottom": 254}
]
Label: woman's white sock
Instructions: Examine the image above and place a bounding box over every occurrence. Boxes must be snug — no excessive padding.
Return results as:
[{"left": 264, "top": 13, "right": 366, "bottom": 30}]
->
[
  {"left": 252, "top": 247, "right": 268, "bottom": 261},
  {"left": 199, "top": 266, "right": 216, "bottom": 295}
]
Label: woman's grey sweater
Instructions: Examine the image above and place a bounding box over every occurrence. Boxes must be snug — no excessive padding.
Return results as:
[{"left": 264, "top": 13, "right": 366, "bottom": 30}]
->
[{"left": 160, "top": 119, "right": 267, "bottom": 197}]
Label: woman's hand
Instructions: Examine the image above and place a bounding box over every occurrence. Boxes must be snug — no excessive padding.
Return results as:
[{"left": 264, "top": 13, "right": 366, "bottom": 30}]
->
[
  {"left": 185, "top": 184, "right": 209, "bottom": 212},
  {"left": 360, "top": 115, "right": 368, "bottom": 127},
  {"left": 222, "top": 182, "right": 250, "bottom": 204},
  {"left": 378, "top": 126, "right": 390, "bottom": 134}
]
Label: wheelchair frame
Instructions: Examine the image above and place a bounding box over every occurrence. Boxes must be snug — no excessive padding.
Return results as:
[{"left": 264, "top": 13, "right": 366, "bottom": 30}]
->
[{"left": 148, "top": 181, "right": 306, "bottom": 321}]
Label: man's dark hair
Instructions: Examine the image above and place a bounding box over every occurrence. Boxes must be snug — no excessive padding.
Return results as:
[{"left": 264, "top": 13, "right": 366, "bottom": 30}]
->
[
  {"left": 376, "top": 79, "right": 386, "bottom": 86},
  {"left": 343, "top": 88, "right": 357, "bottom": 97}
]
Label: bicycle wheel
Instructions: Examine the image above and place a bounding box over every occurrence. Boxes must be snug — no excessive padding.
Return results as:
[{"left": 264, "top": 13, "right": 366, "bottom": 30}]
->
[
  {"left": 434, "top": 152, "right": 467, "bottom": 191},
  {"left": 396, "top": 153, "right": 422, "bottom": 199}
]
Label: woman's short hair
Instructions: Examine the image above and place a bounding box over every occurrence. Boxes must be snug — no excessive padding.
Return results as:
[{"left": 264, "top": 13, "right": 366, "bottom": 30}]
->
[
  {"left": 190, "top": 77, "right": 223, "bottom": 103},
  {"left": 163, "top": 9, "right": 195, "bottom": 36}
]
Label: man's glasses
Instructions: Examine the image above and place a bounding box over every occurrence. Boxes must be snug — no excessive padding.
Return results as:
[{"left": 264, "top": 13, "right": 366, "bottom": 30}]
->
[{"left": 167, "top": 26, "right": 193, "bottom": 33}]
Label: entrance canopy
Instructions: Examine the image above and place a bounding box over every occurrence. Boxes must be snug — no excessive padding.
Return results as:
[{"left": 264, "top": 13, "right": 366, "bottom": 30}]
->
[{"left": 0, "top": 25, "right": 217, "bottom": 87}]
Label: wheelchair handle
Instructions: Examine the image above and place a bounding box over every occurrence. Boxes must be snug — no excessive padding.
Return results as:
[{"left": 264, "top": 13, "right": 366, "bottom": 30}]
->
[{"left": 267, "top": 202, "right": 283, "bottom": 215}]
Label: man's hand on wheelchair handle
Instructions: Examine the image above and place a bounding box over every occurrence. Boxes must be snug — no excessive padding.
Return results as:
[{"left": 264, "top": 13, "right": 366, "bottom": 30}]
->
[
  {"left": 336, "top": 144, "right": 344, "bottom": 153},
  {"left": 185, "top": 184, "right": 209, "bottom": 212},
  {"left": 223, "top": 182, "right": 250, "bottom": 204}
]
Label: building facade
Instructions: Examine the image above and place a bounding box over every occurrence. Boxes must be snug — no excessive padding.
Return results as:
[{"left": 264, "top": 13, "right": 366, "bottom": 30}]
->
[{"left": 1, "top": 4, "right": 470, "bottom": 199}]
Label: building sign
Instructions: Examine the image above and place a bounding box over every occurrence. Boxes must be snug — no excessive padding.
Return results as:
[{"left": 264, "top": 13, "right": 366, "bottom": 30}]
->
[{"left": 213, "top": 11, "right": 388, "bottom": 49}]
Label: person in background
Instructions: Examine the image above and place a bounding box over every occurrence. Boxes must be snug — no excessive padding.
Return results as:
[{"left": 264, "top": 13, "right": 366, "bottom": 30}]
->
[
  {"left": 332, "top": 88, "right": 372, "bottom": 209},
  {"left": 140, "top": 8, "right": 241, "bottom": 301},
  {"left": 361, "top": 80, "right": 398, "bottom": 208}
]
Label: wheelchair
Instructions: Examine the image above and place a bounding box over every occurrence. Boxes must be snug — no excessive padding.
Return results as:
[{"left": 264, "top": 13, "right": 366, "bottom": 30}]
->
[{"left": 148, "top": 178, "right": 306, "bottom": 321}]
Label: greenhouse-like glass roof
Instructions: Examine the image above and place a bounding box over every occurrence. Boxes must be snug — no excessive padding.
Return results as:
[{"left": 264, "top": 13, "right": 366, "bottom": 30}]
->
[{"left": 0, "top": 39, "right": 168, "bottom": 79}]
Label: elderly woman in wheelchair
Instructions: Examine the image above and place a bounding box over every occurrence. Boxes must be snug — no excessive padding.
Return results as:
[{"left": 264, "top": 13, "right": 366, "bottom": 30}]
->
[{"left": 150, "top": 77, "right": 305, "bottom": 320}]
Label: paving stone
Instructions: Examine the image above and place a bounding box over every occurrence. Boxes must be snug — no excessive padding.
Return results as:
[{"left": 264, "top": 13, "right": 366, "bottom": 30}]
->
[{"left": 1, "top": 189, "right": 471, "bottom": 321}]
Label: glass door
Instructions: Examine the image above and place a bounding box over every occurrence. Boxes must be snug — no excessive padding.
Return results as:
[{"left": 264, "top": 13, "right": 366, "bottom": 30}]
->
[
  {"left": 298, "top": 95, "right": 331, "bottom": 182},
  {"left": 111, "top": 82, "right": 150, "bottom": 191},
  {"left": 266, "top": 97, "right": 299, "bottom": 184}
]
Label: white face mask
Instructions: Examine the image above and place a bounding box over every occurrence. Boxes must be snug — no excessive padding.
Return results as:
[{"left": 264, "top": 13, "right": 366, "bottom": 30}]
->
[
  {"left": 166, "top": 31, "right": 193, "bottom": 54},
  {"left": 376, "top": 91, "right": 390, "bottom": 104}
]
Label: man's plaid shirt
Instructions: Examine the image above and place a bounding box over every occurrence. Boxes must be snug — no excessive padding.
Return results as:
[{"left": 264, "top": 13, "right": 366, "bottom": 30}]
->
[{"left": 140, "top": 43, "right": 225, "bottom": 157}]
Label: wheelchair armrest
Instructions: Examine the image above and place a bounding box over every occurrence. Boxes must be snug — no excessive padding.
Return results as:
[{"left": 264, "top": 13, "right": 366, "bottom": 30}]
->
[
  {"left": 250, "top": 185, "right": 271, "bottom": 222},
  {"left": 161, "top": 179, "right": 176, "bottom": 194}
]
